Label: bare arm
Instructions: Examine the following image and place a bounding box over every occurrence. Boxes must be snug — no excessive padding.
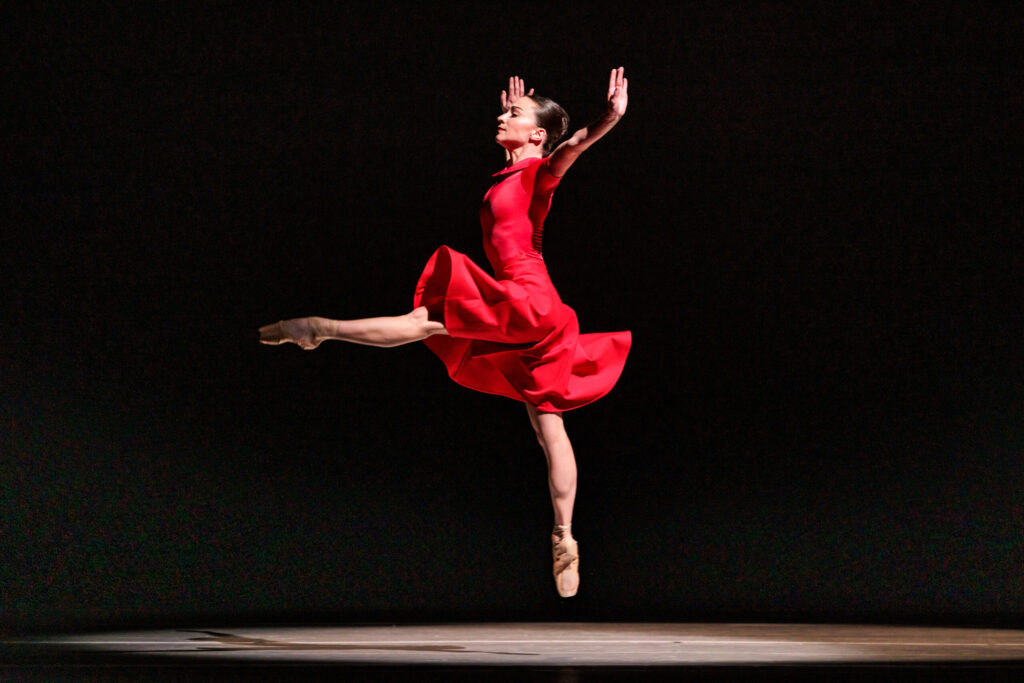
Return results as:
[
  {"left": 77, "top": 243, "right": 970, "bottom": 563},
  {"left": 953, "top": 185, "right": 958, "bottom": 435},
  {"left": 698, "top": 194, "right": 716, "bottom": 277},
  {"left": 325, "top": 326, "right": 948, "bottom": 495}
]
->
[{"left": 548, "top": 67, "right": 628, "bottom": 178}]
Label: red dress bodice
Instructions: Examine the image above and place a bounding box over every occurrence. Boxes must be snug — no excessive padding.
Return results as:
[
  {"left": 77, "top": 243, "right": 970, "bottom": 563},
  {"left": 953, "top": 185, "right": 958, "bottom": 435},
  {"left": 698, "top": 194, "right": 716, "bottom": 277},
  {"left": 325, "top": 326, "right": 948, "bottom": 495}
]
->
[{"left": 479, "top": 156, "right": 561, "bottom": 272}]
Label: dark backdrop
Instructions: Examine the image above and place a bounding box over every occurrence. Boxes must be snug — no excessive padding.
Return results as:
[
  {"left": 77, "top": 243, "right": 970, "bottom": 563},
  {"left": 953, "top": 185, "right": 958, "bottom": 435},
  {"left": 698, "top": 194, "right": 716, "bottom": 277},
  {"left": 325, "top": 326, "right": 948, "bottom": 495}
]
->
[{"left": 4, "top": 3, "right": 1021, "bottom": 632}]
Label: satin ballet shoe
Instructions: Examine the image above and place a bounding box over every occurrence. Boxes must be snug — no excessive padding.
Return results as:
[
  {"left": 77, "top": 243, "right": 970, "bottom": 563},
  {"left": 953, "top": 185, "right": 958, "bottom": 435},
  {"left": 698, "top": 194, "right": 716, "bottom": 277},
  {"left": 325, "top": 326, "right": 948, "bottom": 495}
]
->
[
  {"left": 552, "top": 534, "right": 580, "bottom": 598},
  {"left": 258, "top": 319, "right": 321, "bottom": 349},
  {"left": 259, "top": 321, "right": 287, "bottom": 345}
]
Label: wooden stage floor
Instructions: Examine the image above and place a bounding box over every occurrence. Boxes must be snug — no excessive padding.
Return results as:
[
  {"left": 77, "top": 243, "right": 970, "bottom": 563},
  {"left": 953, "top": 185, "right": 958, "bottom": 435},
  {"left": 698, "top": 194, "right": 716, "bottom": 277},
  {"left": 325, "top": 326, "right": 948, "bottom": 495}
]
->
[
  {"left": 10, "top": 622, "right": 1024, "bottom": 665},
  {"left": 7, "top": 622, "right": 1024, "bottom": 680}
]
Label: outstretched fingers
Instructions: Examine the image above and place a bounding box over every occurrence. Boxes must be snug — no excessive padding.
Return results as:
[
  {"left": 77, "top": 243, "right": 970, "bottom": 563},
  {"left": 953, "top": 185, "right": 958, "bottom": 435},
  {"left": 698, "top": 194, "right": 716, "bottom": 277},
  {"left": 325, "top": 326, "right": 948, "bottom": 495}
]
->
[
  {"left": 512, "top": 75, "right": 531, "bottom": 98},
  {"left": 501, "top": 75, "right": 513, "bottom": 111},
  {"left": 501, "top": 75, "right": 534, "bottom": 111},
  {"left": 607, "top": 66, "right": 628, "bottom": 117},
  {"left": 519, "top": 75, "right": 534, "bottom": 99},
  {"left": 608, "top": 66, "right": 625, "bottom": 96}
]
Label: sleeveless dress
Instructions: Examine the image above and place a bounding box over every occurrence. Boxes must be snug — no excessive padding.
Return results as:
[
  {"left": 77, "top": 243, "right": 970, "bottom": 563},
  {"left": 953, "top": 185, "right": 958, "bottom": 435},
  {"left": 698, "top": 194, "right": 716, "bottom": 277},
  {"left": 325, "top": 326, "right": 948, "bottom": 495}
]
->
[{"left": 413, "top": 156, "right": 631, "bottom": 413}]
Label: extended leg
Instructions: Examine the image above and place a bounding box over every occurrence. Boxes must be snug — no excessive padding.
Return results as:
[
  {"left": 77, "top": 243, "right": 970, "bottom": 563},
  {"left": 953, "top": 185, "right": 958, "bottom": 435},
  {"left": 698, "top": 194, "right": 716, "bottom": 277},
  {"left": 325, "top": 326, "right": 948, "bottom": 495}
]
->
[{"left": 259, "top": 306, "right": 447, "bottom": 349}]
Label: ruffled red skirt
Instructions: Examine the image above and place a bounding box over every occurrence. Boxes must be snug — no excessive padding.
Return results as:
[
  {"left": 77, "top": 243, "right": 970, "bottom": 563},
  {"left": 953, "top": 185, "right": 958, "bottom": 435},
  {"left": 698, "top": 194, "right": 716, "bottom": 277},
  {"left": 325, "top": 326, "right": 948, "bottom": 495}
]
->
[{"left": 413, "top": 245, "right": 631, "bottom": 413}]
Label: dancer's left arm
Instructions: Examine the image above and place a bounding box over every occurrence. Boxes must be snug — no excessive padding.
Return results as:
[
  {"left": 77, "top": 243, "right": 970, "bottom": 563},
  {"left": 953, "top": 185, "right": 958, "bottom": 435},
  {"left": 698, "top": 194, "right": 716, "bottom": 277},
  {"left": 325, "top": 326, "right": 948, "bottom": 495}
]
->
[{"left": 548, "top": 67, "right": 628, "bottom": 178}]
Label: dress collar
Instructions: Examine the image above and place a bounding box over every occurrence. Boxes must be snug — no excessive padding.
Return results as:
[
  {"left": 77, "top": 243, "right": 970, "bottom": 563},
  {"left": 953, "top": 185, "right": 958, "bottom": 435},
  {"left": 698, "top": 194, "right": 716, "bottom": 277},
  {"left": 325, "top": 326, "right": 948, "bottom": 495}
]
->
[{"left": 491, "top": 156, "right": 542, "bottom": 177}]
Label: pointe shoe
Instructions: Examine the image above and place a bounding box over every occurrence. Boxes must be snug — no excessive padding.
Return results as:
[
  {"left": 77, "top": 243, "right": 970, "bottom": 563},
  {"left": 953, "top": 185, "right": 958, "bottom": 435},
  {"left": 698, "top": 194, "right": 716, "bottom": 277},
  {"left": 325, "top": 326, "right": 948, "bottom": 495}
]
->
[
  {"left": 552, "top": 534, "right": 580, "bottom": 598},
  {"left": 258, "top": 319, "right": 321, "bottom": 350},
  {"left": 259, "top": 321, "right": 287, "bottom": 345}
]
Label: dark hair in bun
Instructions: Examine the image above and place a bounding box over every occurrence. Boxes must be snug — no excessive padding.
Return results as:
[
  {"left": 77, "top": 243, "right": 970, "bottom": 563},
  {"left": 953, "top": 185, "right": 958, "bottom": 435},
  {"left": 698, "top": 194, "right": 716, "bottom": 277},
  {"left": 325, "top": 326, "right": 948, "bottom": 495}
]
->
[{"left": 530, "top": 96, "right": 569, "bottom": 155}]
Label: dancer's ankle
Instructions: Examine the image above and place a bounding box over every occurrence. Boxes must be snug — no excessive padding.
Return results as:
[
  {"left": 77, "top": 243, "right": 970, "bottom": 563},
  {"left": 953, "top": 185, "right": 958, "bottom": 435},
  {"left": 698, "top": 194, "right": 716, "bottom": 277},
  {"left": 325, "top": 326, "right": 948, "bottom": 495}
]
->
[{"left": 308, "top": 316, "right": 326, "bottom": 341}]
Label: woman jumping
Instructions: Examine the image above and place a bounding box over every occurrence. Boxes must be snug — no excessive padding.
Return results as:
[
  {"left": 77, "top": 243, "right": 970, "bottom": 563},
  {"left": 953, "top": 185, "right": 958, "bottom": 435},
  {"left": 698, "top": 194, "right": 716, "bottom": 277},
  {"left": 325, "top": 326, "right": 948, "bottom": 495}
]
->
[{"left": 260, "top": 68, "right": 631, "bottom": 598}]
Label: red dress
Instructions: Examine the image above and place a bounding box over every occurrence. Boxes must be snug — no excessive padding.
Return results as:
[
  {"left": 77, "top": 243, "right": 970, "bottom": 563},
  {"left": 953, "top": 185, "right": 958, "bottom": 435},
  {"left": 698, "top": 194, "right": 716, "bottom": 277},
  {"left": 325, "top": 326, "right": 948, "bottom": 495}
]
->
[{"left": 414, "top": 156, "right": 631, "bottom": 413}]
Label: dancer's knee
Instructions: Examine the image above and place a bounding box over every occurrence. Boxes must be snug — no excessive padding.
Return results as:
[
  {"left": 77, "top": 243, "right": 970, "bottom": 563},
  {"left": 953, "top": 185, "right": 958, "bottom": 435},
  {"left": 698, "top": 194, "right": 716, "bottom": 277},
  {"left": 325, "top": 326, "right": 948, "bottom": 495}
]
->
[
  {"left": 409, "top": 307, "right": 447, "bottom": 339},
  {"left": 532, "top": 424, "right": 546, "bottom": 448},
  {"left": 538, "top": 417, "right": 569, "bottom": 451}
]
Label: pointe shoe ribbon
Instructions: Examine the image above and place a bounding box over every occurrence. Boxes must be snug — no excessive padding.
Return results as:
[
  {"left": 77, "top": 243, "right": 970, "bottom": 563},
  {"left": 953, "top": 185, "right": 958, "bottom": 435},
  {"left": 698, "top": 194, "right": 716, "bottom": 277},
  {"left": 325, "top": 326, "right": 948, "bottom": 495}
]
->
[{"left": 552, "top": 535, "right": 579, "bottom": 598}]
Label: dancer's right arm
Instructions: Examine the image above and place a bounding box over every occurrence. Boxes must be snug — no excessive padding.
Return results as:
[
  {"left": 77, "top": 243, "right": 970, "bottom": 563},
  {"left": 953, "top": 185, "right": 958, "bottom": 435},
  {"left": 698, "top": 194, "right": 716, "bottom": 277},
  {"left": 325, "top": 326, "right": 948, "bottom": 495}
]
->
[
  {"left": 500, "top": 76, "right": 534, "bottom": 162},
  {"left": 500, "top": 75, "right": 534, "bottom": 113}
]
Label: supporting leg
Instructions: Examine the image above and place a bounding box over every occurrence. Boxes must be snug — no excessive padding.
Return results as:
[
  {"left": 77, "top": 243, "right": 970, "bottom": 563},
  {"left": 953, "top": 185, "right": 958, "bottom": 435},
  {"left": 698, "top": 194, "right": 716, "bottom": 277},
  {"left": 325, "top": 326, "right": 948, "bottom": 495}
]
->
[
  {"left": 259, "top": 306, "right": 447, "bottom": 349},
  {"left": 527, "top": 404, "right": 577, "bottom": 526},
  {"left": 527, "top": 403, "right": 580, "bottom": 597}
]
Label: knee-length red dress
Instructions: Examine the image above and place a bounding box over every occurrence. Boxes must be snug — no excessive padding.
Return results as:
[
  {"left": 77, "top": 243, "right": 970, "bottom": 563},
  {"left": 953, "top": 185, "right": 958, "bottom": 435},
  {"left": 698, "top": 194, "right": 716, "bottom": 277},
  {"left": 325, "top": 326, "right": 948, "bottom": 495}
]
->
[{"left": 413, "top": 156, "right": 631, "bottom": 413}]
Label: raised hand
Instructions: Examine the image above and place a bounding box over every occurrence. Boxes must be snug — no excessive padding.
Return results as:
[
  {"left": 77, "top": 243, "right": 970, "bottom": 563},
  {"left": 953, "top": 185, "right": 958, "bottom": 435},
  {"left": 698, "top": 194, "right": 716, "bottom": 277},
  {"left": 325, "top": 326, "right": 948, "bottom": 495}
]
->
[
  {"left": 500, "top": 75, "right": 534, "bottom": 112},
  {"left": 607, "top": 67, "right": 628, "bottom": 118}
]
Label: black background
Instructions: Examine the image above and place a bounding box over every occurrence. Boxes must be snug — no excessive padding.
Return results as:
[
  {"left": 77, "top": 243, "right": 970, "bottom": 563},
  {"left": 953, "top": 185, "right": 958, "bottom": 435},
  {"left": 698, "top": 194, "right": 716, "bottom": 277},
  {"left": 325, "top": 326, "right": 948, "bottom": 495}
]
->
[{"left": 3, "top": 3, "right": 1022, "bottom": 632}]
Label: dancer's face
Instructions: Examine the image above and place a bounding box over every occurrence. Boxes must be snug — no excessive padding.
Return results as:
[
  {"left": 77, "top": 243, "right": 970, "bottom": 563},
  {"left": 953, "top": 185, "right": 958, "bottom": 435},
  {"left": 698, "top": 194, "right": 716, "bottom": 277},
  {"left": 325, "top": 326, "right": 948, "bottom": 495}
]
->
[{"left": 496, "top": 97, "right": 545, "bottom": 150}]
